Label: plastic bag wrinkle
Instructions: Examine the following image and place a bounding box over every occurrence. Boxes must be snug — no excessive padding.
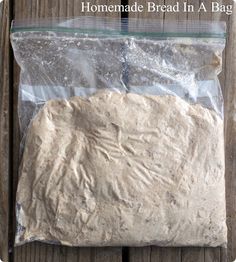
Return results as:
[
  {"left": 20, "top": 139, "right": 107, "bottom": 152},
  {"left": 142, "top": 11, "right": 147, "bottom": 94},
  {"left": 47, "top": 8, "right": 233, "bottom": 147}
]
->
[{"left": 10, "top": 17, "right": 227, "bottom": 247}]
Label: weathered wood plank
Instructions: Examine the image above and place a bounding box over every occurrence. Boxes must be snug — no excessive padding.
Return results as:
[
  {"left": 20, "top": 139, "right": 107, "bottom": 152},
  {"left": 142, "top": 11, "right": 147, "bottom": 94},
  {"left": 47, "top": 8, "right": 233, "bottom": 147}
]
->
[
  {"left": 78, "top": 248, "right": 93, "bottom": 262},
  {"left": 152, "top": 248, "right": 181, "bottom": 262},
  {"left": 129, "top": 247, "right": 182, "bottom": 262},
  {"left": 206, "top": 3, "right": 229, "bottom": 261},
  {"left": 128, "top": 2, "right": 231, "bottom": 262},
  {"left": 128, "top": 0, "right": 164, "bottom": 261},
  {"left": 204, "top": 248, "right": 221, "bottom": 262},
  {"left": 129, "top": 0, "right": 165, "bottom": 19},
  {"left": 13, "top": 0, "right": 122, "bottom": 262},
  {"left": 13, "top": 1, "right": 35, "bottom": 261},
  {"left": 179, "top": 4, "right": 206, "bottom": 262},
  {"left": 160, "top": 248, "right": 181, "bottom": 262},
  {"left": 200, "top": 1, "right": 234, "bottom": 262},
  {"left": 182, "top": 248, "right": 205, "bottom": 262},
  {"left": 129, "top": 247, "right": 151, "bottom": 262},
  {"left": 127, "top": 0, "right": 184, "bottom": 261},
  {"left": 93, "top": 247, "right": 122, "bottom": 262},
  {"left": 127, "top": 1, "right": 219, "bottom": 262},
  {"left": 164, "top": 2, "right": 186, "bottom": 260},
  {"left": 162, "top": 1, "right": 186, "bottom": 261},
  {"left": 186, "top": 0, "right": 200, "bottom": 21},
  {"left": 220, "top": 247, "right": 227, "bottom": 262},
  {"left": 15, "top": 246, "right": 123, "bottom": 262},
  {"left": 224, "top": 4, "right": 236, "bottom": 262},
  {"left": 0, "top": 0, "right": 10, "bottom": 261}
]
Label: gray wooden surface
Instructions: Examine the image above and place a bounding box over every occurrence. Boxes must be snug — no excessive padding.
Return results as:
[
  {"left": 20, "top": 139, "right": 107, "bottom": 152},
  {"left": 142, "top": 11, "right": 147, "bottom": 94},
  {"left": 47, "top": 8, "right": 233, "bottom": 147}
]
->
[
  {"left": 0, "top": 0, "right": 10, "bottom": 261},
  {"left": 0, "top": 0, "right": 235, "bottom": 262}
]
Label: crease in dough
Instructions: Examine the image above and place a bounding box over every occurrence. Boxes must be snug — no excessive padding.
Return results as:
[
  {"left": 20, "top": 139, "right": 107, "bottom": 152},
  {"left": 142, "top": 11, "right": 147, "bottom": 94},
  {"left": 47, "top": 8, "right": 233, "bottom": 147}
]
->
[{"left": 15, "top": 90, "right": 227, "bottom": 247}]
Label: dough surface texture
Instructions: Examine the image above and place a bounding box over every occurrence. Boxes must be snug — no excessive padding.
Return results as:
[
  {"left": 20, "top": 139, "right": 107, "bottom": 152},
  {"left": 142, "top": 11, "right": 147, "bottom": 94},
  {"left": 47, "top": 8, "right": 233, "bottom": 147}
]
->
[{"left": 16, "top": 91, "right": 227, "bottom": 247}]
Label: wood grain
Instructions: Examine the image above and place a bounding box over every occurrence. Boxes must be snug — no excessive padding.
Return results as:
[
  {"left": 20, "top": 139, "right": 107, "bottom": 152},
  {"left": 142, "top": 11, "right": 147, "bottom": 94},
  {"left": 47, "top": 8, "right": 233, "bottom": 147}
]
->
[
  {"left": 202, "top": 3, "right": 229, "bottom": 261},
  {"left": 204, "top": 248, "right": 221, "bottom": 262},
  {"left": 224, "top": 4, "right": 236, "bottom": 262},
  {"left": 152, "top": 248, "right": 181, "bottom": 262},
  {"left": 129, "top": 0, "right": 165, "bottom": 19},
  {"left": 127, "top": 1, "right": 231, "bottom": 262},
  {"left": 0, "top": 0, "right": 10, "bottom": 261},
  {"left": 158, "top": 1, "right": 185, "bottom": 261},
  {"left": 129, "top": 247, "right": 151, "bottom": 262},
  {"left": 182, "top": 248, "right": 205, "bottom": 262},
  {"left": 13, "top": 1, "right": 122, "bottom": 262},
  {"left": 128, "top": 1, "right": 184, "bottom": 261}
]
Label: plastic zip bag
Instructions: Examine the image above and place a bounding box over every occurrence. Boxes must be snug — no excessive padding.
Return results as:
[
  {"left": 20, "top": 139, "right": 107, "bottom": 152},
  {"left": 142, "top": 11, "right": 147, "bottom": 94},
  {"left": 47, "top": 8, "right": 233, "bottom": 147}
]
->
[{"left": 11, "top": 17, "right": 227, "bottom": 247}]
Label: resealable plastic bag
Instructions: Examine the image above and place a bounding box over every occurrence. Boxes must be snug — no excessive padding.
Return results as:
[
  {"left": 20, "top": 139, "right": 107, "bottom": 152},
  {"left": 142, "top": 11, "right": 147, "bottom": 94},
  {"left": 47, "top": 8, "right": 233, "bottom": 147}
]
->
[{"left": 11, "top": 17, "right": 227, "bottom": 247}]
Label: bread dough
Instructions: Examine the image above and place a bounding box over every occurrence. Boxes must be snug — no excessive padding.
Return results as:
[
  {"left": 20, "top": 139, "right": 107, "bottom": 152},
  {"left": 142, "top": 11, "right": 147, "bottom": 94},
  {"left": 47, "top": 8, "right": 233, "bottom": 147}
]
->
[{"left": 15, "top": 90, "right": 227, "bottom": 247}]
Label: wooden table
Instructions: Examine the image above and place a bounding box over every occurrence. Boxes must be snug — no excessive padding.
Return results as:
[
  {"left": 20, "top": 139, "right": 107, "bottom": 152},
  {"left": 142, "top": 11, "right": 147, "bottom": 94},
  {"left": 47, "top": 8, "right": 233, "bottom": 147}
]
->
[{"left": 0, "top": 0, "right": 235, "bottom": 261}]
